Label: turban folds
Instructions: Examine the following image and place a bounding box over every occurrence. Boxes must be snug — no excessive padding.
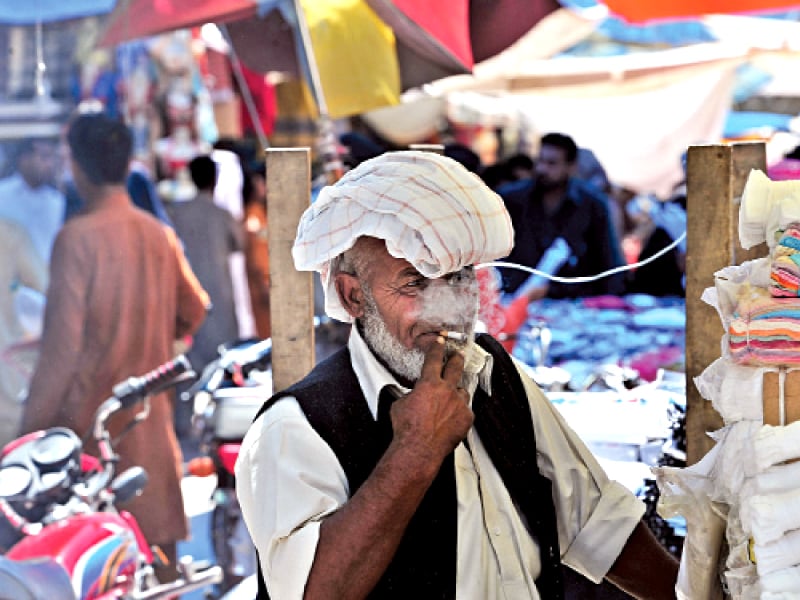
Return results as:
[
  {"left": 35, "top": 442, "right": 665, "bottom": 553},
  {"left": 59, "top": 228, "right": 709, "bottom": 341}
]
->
[{"left": 292, "top": 151, "right": 514, "bottom": 322}]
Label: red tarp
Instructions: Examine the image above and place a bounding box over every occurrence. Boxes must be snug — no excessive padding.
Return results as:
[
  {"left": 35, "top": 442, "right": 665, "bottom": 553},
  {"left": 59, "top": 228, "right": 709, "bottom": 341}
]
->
[{"left": 603, "top": 0, "right": 800, "bottom": 23}]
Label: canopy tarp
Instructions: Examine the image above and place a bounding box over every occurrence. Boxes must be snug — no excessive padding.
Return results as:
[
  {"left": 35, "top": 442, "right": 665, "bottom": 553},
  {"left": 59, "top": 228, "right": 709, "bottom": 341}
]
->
[
  {"left": 0, "top": 0, "right": 115, "bottom": 24},
  {"left": 599, "top": 0, "right": 800, "bottom": 23},
  {"left": 99, "top": 0, "right": 560, "bottom": 118},
  {"left": 424, "top": 42, "right": 748, "bottom": 196}
]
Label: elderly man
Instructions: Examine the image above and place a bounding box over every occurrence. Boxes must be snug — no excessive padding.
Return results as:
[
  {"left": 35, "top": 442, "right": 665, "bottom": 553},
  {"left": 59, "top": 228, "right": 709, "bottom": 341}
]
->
[{"left": 236, "top": 151, "right": 678, "bottom": 599}]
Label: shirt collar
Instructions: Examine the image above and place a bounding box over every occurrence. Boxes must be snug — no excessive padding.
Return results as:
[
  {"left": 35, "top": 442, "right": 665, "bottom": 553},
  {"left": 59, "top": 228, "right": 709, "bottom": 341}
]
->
[{"left": 348, "top": 326, "right": 494, "bottom": 421}]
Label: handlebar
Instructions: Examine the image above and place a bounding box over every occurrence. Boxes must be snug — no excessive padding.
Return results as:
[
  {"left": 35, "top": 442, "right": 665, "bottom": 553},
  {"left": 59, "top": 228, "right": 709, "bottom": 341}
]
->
[
  {"left": 180, "top": 338, "right": 272, "bottom": 402},
  {"left": 113, "top": 355, "right": 193, "bottom": 409},
  {"left": 0, "top": 357, "right": 195, "bottom": 537},
  {"left": 94, "top": 355, "right": 195, "bottom": 460}
]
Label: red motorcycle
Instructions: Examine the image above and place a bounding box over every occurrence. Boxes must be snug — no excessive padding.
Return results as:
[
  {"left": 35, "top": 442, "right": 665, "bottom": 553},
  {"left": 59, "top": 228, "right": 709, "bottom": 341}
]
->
[{"left": 0, "top": 356, "right": 223, "bottom": 599}]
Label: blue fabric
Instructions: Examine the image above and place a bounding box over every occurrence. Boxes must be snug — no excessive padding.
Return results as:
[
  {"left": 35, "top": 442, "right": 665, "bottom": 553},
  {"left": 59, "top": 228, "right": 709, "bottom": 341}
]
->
[
  {"left": 724, "top": 111, "right": 794, "bottom": 138},
  {"left": 780, "top": 236, "right": 800, "bottom": 252},
  {"left": 0, "top": 0, "right": 114, "bottom": 24}
]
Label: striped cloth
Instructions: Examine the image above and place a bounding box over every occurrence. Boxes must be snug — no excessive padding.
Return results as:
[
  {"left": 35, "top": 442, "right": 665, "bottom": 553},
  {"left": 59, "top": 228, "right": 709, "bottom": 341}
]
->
[
  {"left": 771, "top": 223, "right": 800, "bottom": 297},
  {"left": 729, "top": 284, "right": 800, "bottom": 365},
  {"left": 293, "top": 151, "right": 514, "bottom": 322}
]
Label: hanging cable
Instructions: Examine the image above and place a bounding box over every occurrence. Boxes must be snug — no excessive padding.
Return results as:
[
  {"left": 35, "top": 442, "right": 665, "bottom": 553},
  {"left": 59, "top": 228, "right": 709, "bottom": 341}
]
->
[{"left": 478, "top": 231, "right": 687, "bottom": 284}]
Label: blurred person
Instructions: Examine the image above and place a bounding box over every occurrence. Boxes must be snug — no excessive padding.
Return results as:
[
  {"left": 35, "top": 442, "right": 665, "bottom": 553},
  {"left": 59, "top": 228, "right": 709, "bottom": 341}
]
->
[
  {"left": 0, "top": 138, "right": 66, "bottom": 263},
  {"left": 0, "top": 220, "right": 47, "bottom": 447},
  {"left": 340, "top": 131, "right": 387, "bottom": 170},
  {"left": 167, "top": 154, "right": 244, "bottom": 435},
  {"left": 20, "top": 112, "right": 209, "bottom": 582},
  {"left": 243, "top": 163, "right": 271, "bottom": 339},
  {"left": 505, "top": 152, "right": 535, "bottom": 182},
  {"left": 64, "top": 158, "right": 174, "bottom": 227},
  {"left": 575, "top": 147, "right": 611, "bottom": 194},
  {"left": 498, "top": 133, "right": 625, "bottom": 302},
  {"left": 444, "top": 142, "right": 482, "bottom": 174},
  {"left": 236, "top": 151, "right": 678, "bottom": 599},
  {"left": 127, "top": 157, "right": 174, "bottom": 227},
  {"left": 624, "top": 195, "right": 686, "bottom": 298},
  {"left": 481, "top": 160, "right": 515, "bottom": 191},
  {"left": 212, "top": 140, "right": 257, "bottom": 340}
]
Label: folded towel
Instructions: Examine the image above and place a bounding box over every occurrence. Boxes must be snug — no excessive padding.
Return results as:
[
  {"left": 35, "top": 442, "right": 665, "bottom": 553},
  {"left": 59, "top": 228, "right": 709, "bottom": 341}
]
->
[
  {"left": 741, "top": 488, "right": 800, "bottom": 546},
  {"left": 755, "top": 422, "right": 800, "bottom": 471},
  {"left": 752, "top": 529, "right": 800, "bottom": 576}
]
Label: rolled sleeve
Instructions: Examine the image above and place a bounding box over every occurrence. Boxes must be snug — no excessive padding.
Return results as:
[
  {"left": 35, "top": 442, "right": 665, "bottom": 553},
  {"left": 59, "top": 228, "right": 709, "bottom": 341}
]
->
[
  {"left": 561, "top": 479, "right": 645, "bottom": 582},
  {"left": 517, "top": 363, "right": 645, "bottom": 582},
  {"left": 235, "top": 398, "right": 349, "bottom": 599}
]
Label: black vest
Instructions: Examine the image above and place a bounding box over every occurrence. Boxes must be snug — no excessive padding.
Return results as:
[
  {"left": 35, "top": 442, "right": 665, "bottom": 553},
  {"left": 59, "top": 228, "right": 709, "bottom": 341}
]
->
[{"left": 253, "top": 334, "right": 563, "bottom": 599}]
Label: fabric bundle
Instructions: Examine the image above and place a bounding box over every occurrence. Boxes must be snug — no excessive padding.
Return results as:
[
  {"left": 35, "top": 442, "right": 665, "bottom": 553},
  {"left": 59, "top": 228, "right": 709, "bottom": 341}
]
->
[
  {"left": 770, "top": 224, "right": 800, "bottom": 297},
  {"left": 728, "top": 284, "right": 800, "bottom": 366}
]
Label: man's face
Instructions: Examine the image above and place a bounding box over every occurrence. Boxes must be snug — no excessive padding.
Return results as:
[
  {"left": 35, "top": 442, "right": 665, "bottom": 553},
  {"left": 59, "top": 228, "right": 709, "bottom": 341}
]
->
[
  {"left": 351, "top": 242, "right": 479, "bottom": 382},
  {"left": 535, "top": 144, "right": 573, "bottom": 190},
  {"left": 18, "top": 141, "right": 58, "bottom": 188}
]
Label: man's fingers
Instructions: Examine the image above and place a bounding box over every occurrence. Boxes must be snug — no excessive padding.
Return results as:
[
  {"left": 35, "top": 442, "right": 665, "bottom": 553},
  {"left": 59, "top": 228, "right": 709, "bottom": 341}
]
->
[
  {"left": 441, "top": 349, "right": 466, "bottom": 385},
  {"left": 420, "top": 336, "right": 447, "bottom": 381}
]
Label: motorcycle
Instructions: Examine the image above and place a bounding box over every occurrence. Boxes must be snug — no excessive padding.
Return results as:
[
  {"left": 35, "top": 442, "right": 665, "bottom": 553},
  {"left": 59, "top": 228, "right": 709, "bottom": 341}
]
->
[
  {"left": 183, "top": 338, "right": 273, "bottom": 596},
  {"left": 0, "top": 356, "right": 223, "bottom": 599}
]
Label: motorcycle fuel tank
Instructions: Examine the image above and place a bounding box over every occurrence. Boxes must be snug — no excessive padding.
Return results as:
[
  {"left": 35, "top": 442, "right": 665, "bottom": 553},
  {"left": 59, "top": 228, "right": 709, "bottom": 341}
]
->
[{"left": 7, "top": 512, "right": 140, "bottom": 599}]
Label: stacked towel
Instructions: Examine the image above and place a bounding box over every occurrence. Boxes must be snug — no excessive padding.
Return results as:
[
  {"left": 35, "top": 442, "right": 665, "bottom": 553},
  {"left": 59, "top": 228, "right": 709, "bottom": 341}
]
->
[
  {"left": 771, "top": 223, "right": 800, "bottom": 297},
  {"left": 729, "top": 284, "right": 800, "bottom": 365}
]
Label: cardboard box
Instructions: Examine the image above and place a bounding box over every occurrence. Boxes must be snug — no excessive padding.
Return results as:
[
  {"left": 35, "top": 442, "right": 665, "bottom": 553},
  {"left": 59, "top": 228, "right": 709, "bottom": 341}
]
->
[{"left": 762, "top": 370, "right": 800, "bottom": 426}]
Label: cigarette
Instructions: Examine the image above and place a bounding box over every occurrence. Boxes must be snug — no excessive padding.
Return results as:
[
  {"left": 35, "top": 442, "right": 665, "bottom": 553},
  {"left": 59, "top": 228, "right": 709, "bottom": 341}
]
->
[{"left": 442, "top": 330, "right": 468, "bottom": 342}]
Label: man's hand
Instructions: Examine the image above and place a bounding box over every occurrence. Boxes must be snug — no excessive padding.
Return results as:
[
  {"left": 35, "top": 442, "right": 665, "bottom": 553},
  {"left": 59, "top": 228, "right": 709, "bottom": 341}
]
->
[
  {"left": 305, "top": 336, "right": 472, "bottom": 600},
  {"left": 390, "top": 337, "right": 473, "bottom": 461}
]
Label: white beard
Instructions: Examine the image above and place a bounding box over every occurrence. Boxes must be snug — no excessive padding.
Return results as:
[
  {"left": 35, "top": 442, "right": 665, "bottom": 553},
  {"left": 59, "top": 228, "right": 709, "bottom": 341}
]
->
[
  {"left": 360, "top": 286, "right": 478, "bottom": 384},
  {"left": 362, "top": 295, "right": 426, "bottom": 382}
]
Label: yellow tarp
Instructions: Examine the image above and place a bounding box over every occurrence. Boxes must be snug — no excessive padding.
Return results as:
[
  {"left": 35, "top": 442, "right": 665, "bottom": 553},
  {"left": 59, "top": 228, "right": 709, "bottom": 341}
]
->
[{"left": 302, "top": 0, "right": 401, "bottom": 118}]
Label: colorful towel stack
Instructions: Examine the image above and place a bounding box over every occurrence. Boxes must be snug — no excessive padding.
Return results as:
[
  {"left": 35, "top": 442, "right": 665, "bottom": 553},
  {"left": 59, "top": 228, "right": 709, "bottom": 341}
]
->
[
  {"left": 771, "top": 223, "right": 800, "bottom": 297},
  {"left": 729, "top": 283, "right": 800, "bottom": 366}
]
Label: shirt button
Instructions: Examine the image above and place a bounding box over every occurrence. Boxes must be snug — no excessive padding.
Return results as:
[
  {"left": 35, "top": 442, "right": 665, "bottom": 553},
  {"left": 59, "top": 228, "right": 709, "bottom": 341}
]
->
[{"left": 493, "top": 527, "right": 502, "bottom": 536}]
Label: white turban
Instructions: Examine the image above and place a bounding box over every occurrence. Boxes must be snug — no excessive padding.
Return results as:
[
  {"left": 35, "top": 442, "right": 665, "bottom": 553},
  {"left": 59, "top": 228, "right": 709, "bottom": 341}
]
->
[{"left": 292, "top": 151, "right": 514, "bottom": 322}]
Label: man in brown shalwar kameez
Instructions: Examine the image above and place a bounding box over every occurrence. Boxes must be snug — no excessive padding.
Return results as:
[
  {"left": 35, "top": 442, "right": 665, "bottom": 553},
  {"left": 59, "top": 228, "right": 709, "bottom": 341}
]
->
[{"left": 20, "top": 112, "right": 209, "bottom": 581}]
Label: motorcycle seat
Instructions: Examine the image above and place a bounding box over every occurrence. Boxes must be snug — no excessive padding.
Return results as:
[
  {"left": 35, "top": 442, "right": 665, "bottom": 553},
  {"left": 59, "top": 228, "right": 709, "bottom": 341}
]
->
[{"left": 0, "top": 555, "right": 74, "bottom": 600}]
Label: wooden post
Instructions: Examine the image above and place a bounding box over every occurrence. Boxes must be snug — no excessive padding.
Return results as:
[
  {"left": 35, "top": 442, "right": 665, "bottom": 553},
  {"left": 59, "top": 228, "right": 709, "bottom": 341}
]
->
[
  {"left": 266, "top": 148, "right": 315, "bottom": 392},
  {"left": 685, "top": 142, "right": 766, "bottom": 464}
]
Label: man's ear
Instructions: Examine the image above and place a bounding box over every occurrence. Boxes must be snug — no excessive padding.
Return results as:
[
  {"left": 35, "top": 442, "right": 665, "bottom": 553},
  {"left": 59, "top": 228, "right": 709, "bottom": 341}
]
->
[{"left": 335, "top": 272, "right": 366, "bottom": 319}]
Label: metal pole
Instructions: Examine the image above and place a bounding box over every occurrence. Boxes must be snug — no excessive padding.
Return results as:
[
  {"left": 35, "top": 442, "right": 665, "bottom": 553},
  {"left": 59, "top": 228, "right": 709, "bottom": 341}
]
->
[
  {"left": 292, "top": 0, "right": 328, "bottom": 120},
  {"left": 218, "top": 24, "right": 270, "bottom": 151},
  {"left": 292, "top": 0, "right": 343, "bottom": 181}
]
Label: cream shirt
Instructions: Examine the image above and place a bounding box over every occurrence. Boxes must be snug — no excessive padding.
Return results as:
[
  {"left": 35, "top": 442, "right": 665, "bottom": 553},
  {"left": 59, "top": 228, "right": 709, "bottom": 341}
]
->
[{"left": 236, "top": 328, "right": 644, "bottom": 599}]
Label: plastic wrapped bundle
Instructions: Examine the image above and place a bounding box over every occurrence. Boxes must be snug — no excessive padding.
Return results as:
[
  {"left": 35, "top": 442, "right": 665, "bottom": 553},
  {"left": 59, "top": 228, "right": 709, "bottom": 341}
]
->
[{"left": 740, "top": 170, "right": 800, "bottom": 251}]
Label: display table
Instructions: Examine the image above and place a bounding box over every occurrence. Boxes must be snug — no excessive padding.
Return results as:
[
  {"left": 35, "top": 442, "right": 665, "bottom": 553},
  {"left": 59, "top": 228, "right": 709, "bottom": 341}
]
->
[{"left": 513, "top": 294, "right": 685, "bottom": 386}]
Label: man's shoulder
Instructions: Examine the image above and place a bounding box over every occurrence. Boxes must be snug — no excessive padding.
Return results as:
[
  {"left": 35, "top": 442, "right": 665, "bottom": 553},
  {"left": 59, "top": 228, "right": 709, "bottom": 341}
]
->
[
  {"left": 496, "top": 178, "right": 534, "bottom": 202},
  {"left": 567, "top": 178, "right": 611, "bottom": 206}
]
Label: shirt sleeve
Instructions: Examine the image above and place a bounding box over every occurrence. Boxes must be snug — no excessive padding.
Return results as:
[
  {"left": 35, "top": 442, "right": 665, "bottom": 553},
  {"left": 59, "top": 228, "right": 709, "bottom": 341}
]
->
[
  {"left": 518, "top": 362, "right": 645, "bottom": 582},
  {"left": 236, "top": 397, "right": 349, "bottom": 599},
  {"left": 165, "top": 225, "right": 209, "bottom": 338}
]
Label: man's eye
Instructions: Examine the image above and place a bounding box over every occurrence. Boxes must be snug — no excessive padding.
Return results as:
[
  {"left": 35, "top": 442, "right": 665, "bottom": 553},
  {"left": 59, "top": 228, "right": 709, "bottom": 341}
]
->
[
  {"left": 404, "top": 278, "right": 426, "bottom": 289},
  {"left": 446, "top": 268, "right": 474, "bottom": 285}
]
